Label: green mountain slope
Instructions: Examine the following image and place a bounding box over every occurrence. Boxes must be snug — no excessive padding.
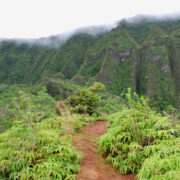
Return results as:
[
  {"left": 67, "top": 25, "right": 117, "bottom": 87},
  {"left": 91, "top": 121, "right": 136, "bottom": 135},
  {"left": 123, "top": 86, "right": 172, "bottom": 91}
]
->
[
  {"left": 121, "top": 17, "right": 180, "bottom": 43},
  {"left": 73, "top": 27, "right": 139, "bottom": 95},
  {"left": 0, "top": 16, "right": 180, "bottom": 109},
  {"left": 0, "top": 34, "right": 96, "bottom": 84},
  {"left": 139, "top": 26, "right": 175, "bottom": 109},
  {"left": 170, "top": 30, "right": 180, "bottom": 108}
]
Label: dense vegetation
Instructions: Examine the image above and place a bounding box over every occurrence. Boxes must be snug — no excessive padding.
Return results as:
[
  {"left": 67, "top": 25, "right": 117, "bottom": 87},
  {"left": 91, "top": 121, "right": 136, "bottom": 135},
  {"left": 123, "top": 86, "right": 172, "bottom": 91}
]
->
[
  {"left": 0, "top": 82, "right": 179, "bottom": 179},
  {"left": 0, "top": 34, "right": 96, "bottom": 84},
  {"left": 0, "top": 83, "right": 115, "bottom": 179},
  {"left": 0, "top": 15, "right": 180, "bottom": 180},
  {"left": 67, "top": 82, "right": 105, "bottom": 115},
  {"left": 99, "top": 89, "right": 180, "bottom": 179},
  {"left": 0, "top": 87, "right": 82, "bottom": 179},
  {"left": 0, "top": 17, "right": 180, "bottom": 110}
]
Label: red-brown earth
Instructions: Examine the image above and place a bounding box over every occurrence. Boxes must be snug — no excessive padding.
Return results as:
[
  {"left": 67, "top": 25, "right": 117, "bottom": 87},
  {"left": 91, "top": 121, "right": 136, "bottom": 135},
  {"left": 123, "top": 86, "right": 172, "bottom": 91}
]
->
[{"left": 72, "top": 121, "right": 136, "bottom": 180}]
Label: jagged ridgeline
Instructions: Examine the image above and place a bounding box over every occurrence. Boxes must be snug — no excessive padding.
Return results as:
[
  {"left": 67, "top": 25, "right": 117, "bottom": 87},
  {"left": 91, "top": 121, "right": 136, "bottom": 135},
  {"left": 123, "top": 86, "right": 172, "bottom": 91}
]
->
[
  {"left": 73, "top": 18, "right": 180, "bottom": 109},
  {"left": 0, "top": 17, "right": 180, "bottom": 109},
  {"left": 72, "top": 27, "right": 139, "bottom": 96}
]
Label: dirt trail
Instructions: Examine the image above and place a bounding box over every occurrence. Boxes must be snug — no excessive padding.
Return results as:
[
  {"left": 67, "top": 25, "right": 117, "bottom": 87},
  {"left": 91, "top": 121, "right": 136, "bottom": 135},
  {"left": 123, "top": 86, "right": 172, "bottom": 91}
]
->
[{"left": 72, "top": 121, "right": 136, "bottom": 180}]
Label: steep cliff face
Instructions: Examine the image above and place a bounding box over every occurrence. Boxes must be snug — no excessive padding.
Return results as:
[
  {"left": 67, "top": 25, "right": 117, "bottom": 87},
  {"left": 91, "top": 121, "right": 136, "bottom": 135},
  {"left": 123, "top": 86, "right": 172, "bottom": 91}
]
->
[
  {"left": 95, "top": 27, "right": 139, "bottom": 95},
  {"left": 169, "top": 30, "right": 180, "bottom": 107},
  {"left": 30, "top": 34, "right": 96, "bottom": 82},
  {"left": 0, "top": 42, "right": 51, "bottom": 83},
  {"left": 0, "top": 17, "right": 180, "bottom": 109},
  {"left": 139, "top": 27, "right": 175, "bottom": 109},
  {"left": 72, "top": 24, "right": 179, "bottom": 108},
  {"left": 72, "top": 27, "right": 139, "bottom": 95},
  {"left": 72, "top": 28, "right": 121, "bottom": 84}
]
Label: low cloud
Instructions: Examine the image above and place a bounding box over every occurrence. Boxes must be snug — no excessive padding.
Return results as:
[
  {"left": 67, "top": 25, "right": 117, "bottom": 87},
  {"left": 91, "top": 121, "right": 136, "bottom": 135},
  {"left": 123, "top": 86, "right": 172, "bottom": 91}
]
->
[
  {"left": 1, "top": 12, "right": 180, "bottom": 48},
  {"left": 119, "top": 12, "right": 180, "bottom": 24},
  {"left": 0, "top": 23, "right": 117, "bottom": 48}
]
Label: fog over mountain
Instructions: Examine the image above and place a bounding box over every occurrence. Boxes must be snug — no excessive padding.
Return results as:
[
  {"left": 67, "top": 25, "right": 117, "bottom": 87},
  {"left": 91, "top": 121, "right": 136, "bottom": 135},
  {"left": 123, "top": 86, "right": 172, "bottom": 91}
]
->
[
  {"left": 1, "top": 12, "right": 180, "bottom": 48},
  {"left": 0, "top": 23, "right": 117, "bottom": 48},
  {"left": 122, "top": 12, "right": 180, "bottom": 24}
]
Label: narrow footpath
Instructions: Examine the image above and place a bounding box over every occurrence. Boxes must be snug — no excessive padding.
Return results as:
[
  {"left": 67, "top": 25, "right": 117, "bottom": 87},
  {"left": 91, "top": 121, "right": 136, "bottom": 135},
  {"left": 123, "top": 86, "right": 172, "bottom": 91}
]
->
[{"left": 72, "top": 121, "right": 136, "bottom": 180}]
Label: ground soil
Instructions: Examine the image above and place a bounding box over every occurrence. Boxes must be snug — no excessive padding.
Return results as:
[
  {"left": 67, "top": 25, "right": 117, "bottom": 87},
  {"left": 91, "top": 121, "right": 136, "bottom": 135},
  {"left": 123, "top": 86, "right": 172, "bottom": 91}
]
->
[{"left": 72, "top": 121, "right": 136, "bottom": 180}]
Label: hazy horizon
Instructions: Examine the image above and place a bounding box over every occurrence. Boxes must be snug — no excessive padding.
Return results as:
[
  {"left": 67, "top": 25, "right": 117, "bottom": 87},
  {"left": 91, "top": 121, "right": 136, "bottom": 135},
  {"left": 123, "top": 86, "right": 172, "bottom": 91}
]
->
[{"left": 0, "top": 0, "right": 180, "bottom": 39}]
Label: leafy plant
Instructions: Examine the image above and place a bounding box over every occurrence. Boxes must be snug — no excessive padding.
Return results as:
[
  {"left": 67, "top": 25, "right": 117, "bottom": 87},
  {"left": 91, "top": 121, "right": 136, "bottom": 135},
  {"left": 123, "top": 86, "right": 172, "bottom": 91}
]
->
[
  {"left": 99, "top": 89, "right": 180, "bottom": 178},
  {"left": 67, "top": 82, "right": 105, "bottom": 115},
  {"left": 0, "top": 88, "right": 82, "bottom": 179}
]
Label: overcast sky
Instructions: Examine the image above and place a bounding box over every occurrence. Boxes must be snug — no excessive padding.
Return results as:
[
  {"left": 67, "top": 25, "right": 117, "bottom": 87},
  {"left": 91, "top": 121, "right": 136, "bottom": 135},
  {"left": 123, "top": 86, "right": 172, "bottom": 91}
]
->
[{"left": 0, "top": 0, "right": 180, "bottom": 38}]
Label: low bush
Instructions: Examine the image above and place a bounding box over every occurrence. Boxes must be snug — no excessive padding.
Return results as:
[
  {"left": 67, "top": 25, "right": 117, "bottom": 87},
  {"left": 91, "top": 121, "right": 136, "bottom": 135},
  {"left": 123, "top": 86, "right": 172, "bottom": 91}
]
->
[
  {"left": 0, "top": 89, "right": 81, "bottom": 179},
  {"left": 99, "top": 89, "right": 180, "bottom": 179},
  {"left": 67, "top": 82, "right": 105, "bottom": 115},
  {"left": 138, "top": 137, "right": 180, "bottom": 180}
]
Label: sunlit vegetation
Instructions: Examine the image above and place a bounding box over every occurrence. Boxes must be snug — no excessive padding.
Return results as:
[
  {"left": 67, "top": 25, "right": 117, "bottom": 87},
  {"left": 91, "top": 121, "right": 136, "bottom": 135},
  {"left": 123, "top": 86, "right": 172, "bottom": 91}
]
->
[
  {"left": 0, "top": 87, "right": 81, "bottom": 179},
  {"left": 0, "top": 83, "right": 108, "bottom": 179},
  {"left": 67, "top": 82, "right": 105, "bottom": 116},
  {"left": 99, "top": 88, "right": 180, "bottom": 179},
  {"left": 0, "top": 81, "right": 179, "bottom": 180}
]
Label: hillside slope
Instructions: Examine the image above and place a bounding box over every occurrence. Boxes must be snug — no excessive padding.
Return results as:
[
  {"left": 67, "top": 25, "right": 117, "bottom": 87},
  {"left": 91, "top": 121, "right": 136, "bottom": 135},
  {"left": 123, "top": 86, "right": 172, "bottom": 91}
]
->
[
  {"left": 72, "top": 26, "right": 139, "bottom": 95},
  {"left": 0, "top": 34, "right": 96, "bottom": 84},
  {"left": 0, "top": 17, "right": 180, "bottom": 109}
]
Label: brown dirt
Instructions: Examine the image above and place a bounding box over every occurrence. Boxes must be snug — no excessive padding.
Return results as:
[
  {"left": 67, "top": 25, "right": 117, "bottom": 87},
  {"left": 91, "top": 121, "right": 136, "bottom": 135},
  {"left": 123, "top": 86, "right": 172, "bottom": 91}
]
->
[{"left": 72, "top": 121, "right": 136, "bottom": 180}]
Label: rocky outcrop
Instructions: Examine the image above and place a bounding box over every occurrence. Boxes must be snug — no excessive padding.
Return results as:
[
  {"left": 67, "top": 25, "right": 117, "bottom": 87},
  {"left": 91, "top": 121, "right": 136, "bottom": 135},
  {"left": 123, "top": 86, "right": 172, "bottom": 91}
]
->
[
  {"left": 73, "top": 27, "right": 139, "bottom": 95},
  {"left": 72, "top": 25, "right": 180, "bottom": 109}
]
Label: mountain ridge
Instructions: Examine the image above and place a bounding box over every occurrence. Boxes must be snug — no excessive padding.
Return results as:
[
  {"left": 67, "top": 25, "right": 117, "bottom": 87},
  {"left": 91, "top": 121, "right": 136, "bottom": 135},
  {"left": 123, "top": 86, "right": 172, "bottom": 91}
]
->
[{"left": 0, "top": 16, "right": 180, "bottom": 110}]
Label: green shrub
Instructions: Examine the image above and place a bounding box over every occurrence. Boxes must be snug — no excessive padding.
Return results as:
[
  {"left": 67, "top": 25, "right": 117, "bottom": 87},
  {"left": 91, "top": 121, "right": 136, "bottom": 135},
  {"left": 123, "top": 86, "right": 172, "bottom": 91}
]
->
[
  {"left": 137, "top": 138, "right": 180, "bottom": 180},
  {"left": 68, "top": 82, "right": 104, "bottom": 115},
  {"left": 99, "top": 89, "right": 180, "bottom": 177},
  {"left": 0, "top": 89, "right": 81, "bottom": 179}
]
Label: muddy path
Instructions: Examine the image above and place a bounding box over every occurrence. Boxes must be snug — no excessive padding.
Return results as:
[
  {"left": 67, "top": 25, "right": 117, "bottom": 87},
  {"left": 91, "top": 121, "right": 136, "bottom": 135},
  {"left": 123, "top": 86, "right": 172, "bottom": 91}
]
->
[{"left": 72, "top": 121, "right": 136, "bottom": 180}]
